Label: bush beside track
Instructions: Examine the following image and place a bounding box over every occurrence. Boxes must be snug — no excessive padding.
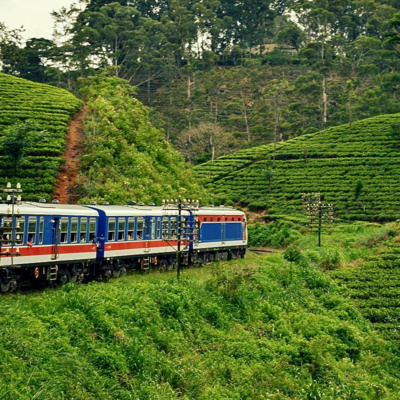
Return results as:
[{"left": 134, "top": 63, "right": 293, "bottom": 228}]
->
[
  {"left": 195, "top": 114, "right": 400, "bottom": 221},
  {"left": 0, "top": 73, "right": 82, "bottom": 200}
]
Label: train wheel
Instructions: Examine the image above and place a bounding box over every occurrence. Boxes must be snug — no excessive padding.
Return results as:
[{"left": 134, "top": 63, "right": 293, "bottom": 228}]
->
[
  {"left": 102, "top": 268, "right": 113, "bottom": 281},
  {"left": 58, "top": 271, "right": 70, "bottom": 285},
  {"left": 0, "top": 280, "right": 10, "bottom": 293},
  {"left": 120, "top": 267, "right": 127, "bottom": 277}
]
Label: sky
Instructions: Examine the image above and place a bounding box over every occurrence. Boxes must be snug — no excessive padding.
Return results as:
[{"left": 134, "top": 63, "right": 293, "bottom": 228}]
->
[{"left": 0, "top": 0, "right": 77, "bottom": 40}]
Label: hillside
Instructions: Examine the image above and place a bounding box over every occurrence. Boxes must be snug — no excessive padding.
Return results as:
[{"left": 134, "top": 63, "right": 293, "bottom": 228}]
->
[
  {"left": 0, "top": 73, "right": 82, "bottom": 200},
  {"left": 195, "top": 114, "right": 400, "bottom": 221},
  {"left": 1, "top": 256, "right": 400, "bottom": 399},
  {"left": 76, "top": 76, "right": 207, "bottom": 205}
]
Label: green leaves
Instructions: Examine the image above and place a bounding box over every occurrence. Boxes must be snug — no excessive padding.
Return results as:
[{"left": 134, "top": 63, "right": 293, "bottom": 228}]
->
[{"left": 77, "top": 75, "right": 208, "bottom": 204}]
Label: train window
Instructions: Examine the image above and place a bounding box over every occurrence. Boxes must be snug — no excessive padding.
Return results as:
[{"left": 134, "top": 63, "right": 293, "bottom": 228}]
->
[
  {"left": 151, "top": 218, "right": 155, "bottom": 240},
  {"left": 2, "top": 217, "right": 12, "bottom": 245},
  {"left": 70, "top": 218, "right": 78, "bottom": 243},
  {"left": 170, "top": 219, "right": 177, "bottom": 238},
  {"left": 162, "top": 218, "right": 168, "bottom": 239},
  {"left": 108, "top": 218, "right": 116, "bottom": 241},
  {"left": 27, "top": 217, "right": 37, "bottom": 244},
  {"left": 225, "top": 217, "right": 228, "bottom": 221},
  {"left": 127, "top": 217, "right": 134, "bottom": 240},
  {"left": 137, "top": 217, "right": 144, "bottom": 240},
  {"left": 156, "top": 218, "right": 161, "bottom": 239},
  {"left": 60, "top": 218, "right": 69, "bottom": 243},
  {"left": 89, "top": 218, "right": 97, "bottom": 241},
  {"left": 204, "top": 217, "right": 207, "bottom": 222},
  {"left": 39, "top": 217, "right": 44, "bottom": 244},
  {"left": 15, "top": 217, "right": 25, "bottom": 245},
  {"left": 144, "top": 218, "right": 151, "bottom": 238},
  {"left": 231, "top": 217, "right": 234, "bottom": 221},
  {"left": 210, "top": 217, "right": 213, "bottom": 222},
  {"left": 217, "top": 217, "right": 221, "bottom": 222},
  {"left": 80, "top": 218, "right": 87, "bottom": 242},
  {"left": 118, "top": 218, "right": 126, "bottom": 241}
]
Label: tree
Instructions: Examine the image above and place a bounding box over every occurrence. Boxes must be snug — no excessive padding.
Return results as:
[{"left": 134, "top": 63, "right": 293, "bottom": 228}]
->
[
  {"left": 176, "top": 122, "right": 234, "bottom": 163},
  {"left": 0, "top": 22, "right": 25, "bottom": 74}
]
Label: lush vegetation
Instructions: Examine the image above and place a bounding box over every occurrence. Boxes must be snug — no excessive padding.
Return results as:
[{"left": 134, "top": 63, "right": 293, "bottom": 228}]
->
[
  {"left": 76, "top": 76, "right": 207, "bottom": 204},
  {"left": 331, "top": 246, "right": 400, "bottom": 348},
  {"left": 4, "top": 1, "right": 400, "bottom": 159},
  {"left": 0, "top": 72, "right": 82, "bottom": 200},
  {"left": 195, "top": 113, "right": 400, "bottom": 221},
  {"left": 1, "top": 253, "right": 400, "bottom": 399}
]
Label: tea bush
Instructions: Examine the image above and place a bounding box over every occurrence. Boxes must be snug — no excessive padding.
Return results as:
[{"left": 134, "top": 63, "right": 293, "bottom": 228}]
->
[
  {"left": 331, "top": 246, "right": 400, "bottom": 348},
  {"left": 0, "top": 73, "right": 82, "bottom": 200}
]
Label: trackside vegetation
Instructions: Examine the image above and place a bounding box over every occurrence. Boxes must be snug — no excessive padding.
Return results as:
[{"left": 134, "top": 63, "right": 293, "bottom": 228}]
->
[
  {"left": 1, "top": 253, "right": 400, "bottom": 399},
  {"left": 195, "top": 114, "right": 400, "bottom": 221},
  {"left": 76, "top": 76, "right": 208, "bottom": 205},
  {"left": 0, "top": 73, "right": 82, "bottom": 200}
]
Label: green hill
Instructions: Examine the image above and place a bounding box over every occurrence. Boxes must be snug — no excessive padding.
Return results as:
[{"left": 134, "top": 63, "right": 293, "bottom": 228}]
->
[
  {"left": 76, "top": 76, "right": 207, "bottom": 204},
  {"left": 0, "top": 73, "right": 82, "bottom": 199},
  {"left": 195, "top": 114, "right": 400, "bottom": 221},
  {"left": 1, "top": 257, "right": 399, "bottom": 399}
]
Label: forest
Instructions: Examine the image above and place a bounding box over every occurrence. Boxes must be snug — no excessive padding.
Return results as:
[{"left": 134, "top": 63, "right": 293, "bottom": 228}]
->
[{"left": 2, "top": 0, "right": 400, "bottom": 163}]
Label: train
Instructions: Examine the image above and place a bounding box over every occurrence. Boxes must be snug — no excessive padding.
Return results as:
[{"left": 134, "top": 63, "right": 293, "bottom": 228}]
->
[{"left": 0, "top": 200, "right": 247, "bottom": 292}]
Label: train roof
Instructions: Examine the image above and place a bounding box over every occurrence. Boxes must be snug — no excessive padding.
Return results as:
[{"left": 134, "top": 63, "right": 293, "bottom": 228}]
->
[
  {"left": 88, "top": 204, "right": 245, "bottom": 217},
  {"left": 0, "top": 202, "right": 245, "bottom": 218},
  {"left": 0, "top": 202, "right": 98, "bottom": 217}
]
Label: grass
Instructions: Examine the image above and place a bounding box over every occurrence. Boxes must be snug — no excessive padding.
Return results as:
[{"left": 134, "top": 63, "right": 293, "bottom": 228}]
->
[{"left": 1, "top": 246, "right": 400, "bottom": 399}]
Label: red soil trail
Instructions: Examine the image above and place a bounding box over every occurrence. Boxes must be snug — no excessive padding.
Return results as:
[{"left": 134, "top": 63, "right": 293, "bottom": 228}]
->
[{"left": 54, "top": 106, "right": 87, "bottom": 204}]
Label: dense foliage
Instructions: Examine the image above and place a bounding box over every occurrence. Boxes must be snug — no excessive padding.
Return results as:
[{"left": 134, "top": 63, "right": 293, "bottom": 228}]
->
[
  {"left": 1, "top": 256, "right": 400, "bottom": 399},
  {"left": 3, "top": 1, "right": 400, "bottom": 159},
  {"left": 0, "top": 72, "right": 82, "bottom": 199},
  {"left": 76, "top": 76, "right": 207, "bottom": 204},
  {"left": 196, "top": 113, "right": 400, "bottom": 221}
]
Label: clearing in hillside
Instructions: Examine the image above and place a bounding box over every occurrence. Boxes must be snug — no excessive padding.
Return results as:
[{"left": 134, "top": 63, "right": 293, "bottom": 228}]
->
[
  {"left": 195, "top": 114, "right": 400, "bottom": 221},
  {"left": 54, "top": 106, "right": 87, "bottom": 204}
]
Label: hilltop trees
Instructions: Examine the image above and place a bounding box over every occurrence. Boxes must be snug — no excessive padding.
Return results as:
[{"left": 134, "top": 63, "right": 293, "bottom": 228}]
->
[{"left": 3, "top": 0, "right": 400, "bottom": 162}]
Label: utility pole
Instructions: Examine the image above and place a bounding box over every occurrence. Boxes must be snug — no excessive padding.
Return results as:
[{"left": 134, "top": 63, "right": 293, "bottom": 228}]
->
[
  {"left": 302, "top": 192, "right": 333, "bottom": 247},
  {"left": 162, "top": 197, "right": 200, "bottom": 280},
  {"left": 0, "top": 183, "right": 23, "bottom": 292}
]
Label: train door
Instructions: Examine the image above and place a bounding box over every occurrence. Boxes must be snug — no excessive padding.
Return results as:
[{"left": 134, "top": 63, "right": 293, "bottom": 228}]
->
[
  {"left": 51, "top": 217, "right": 60, "bottom": 260},
  {"left": 221, "top": 221, "right": 226, "bottom": 245},
  {"left": 143, "top": 217, "right": 152, "bottom": 253}
]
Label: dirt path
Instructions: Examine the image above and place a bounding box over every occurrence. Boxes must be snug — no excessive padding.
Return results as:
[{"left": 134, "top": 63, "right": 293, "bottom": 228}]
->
[{"left": 54, "top": 106, "right": 87, "bottom": 204}]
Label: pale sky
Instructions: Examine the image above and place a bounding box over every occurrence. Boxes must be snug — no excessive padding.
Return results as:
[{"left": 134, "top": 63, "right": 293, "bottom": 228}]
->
[{"left": 0, "top": 0, "right": 77, "bottom": 40}]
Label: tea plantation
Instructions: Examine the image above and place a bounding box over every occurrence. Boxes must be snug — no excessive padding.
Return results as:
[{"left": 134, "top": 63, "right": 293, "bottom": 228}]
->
[
  {"left": 195, "top": 114, "right": 400, "bottom": 221},
  {"left": 331, "top": 246, "right": 400, "bottom": 348},
  {"left": 0, "top": 73, "right": 82, "bottom": 200}
]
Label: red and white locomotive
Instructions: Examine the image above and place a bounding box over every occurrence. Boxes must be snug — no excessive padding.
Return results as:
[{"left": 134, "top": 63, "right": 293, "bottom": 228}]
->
[{"left": 0, "top": 200, "right": 247, "bottom": 292}]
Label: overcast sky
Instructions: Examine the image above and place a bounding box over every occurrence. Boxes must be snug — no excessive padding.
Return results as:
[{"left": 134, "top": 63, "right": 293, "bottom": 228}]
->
[{"left": 0, "top": 0, "right": 77, "bottom": 40}]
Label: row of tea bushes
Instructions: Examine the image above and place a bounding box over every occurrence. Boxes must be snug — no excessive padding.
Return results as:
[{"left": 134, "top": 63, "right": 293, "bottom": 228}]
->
[
  {"left": 0, "top": 73, "right": 82, "bottom": 200},
  {"left": 331, "top": 247, "right": 400, "bottom": 346},
  {"left": 196, "top": 114, "right": 400, "bottom": 221}
]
